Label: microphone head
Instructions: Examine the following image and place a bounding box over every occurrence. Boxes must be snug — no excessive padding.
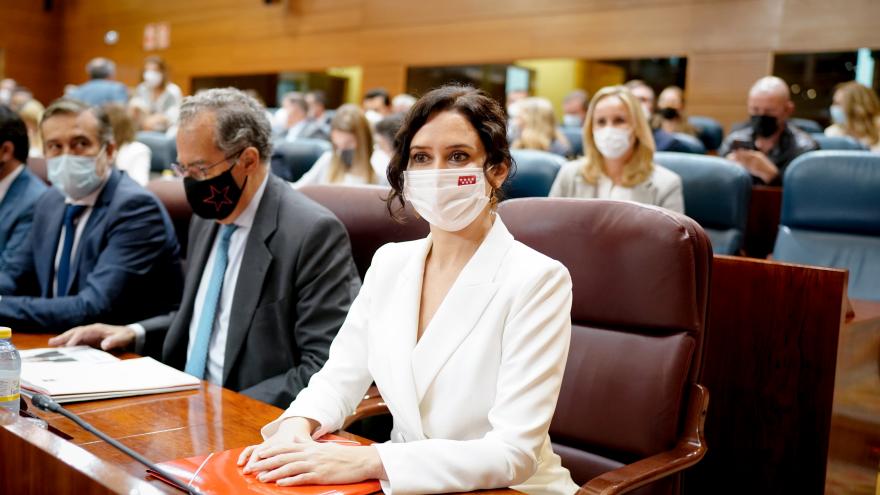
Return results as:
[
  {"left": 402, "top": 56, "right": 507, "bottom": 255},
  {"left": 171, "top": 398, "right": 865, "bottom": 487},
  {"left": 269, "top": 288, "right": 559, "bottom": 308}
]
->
[{"left": 31, "top": 394, "right": 59, "bottom": 412}]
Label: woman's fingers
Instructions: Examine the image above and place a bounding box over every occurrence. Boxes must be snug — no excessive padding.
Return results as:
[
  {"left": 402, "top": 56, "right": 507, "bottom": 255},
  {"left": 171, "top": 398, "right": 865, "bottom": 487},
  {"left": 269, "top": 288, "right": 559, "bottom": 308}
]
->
[{"left": 256, "top": 460, "right": 311, "bottom": 483}]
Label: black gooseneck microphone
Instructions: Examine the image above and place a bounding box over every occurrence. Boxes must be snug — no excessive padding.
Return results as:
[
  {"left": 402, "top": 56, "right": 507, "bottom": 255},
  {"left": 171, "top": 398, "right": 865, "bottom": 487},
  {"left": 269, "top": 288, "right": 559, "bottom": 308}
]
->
[{"left": 31, "top": 394, "right": 203, "bottom": 495}]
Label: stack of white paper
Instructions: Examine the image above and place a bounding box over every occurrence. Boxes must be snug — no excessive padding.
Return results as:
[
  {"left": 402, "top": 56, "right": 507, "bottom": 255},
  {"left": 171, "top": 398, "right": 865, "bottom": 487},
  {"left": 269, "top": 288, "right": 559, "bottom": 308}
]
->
[{"left": 21, "top": 355, "right": 201, "bottom": 403}]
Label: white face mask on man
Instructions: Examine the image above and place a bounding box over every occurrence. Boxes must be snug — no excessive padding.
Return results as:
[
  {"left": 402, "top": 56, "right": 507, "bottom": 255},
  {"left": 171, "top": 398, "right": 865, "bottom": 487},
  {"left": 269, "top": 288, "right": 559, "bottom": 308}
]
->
[
  {"left": 403, "top": 167, "right": 489, "bottom": 232},
  {"left": 47, "top": 149, "right": 106, "bottom": 200},
  {"left": 593, "top": 127, "right": 634, "bottom": 160}
]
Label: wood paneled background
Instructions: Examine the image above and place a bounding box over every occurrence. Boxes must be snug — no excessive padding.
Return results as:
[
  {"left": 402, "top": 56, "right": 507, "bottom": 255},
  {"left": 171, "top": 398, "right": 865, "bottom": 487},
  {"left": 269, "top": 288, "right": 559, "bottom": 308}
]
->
[{"left": 1, "top": 0, "right": 879, "bottom": 128}]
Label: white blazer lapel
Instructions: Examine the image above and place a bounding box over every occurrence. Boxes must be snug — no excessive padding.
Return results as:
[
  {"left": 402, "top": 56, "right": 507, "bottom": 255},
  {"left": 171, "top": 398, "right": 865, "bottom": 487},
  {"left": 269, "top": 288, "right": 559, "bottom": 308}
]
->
[
  {"left": 410, "top": 217, "right": 514, "bottom": 404},
  {"left": 375, "top": 237, "right": 431, "bottom": 440}
]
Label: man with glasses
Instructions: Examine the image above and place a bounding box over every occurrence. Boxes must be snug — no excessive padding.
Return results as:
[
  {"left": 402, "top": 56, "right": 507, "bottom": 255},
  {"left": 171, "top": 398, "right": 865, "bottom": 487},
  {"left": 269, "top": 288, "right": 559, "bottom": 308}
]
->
[
  {"left": 52, "top": 88, "right": 361, "bottom": 408},
  {"left": 0, "top": 98, "right": 183, "bottom": 331}
]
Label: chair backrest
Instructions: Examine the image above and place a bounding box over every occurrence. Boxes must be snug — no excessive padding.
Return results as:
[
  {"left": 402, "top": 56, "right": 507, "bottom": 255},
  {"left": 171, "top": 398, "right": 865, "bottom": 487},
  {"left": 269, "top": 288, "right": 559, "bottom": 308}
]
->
[
  {"left": 773, "top": 150, "right": 880, "bottom": 300},
  {"left": 27, "top": 157, "right": 49, "bottom": 184},
  {"left": 688, "top": 116, "right": 723, "bottom": 152},
  {"left": 136, "top": 131, "right": 177, "bottom": 172},
  {"left": 146, "top": 178, "right": 192, "bottom": 257},
  {"left": 654, "top": 152, "right": 752, "bottom": 254},
  {"left": 298, "top": 185, "right": 429, "bottom": 279},
  {"left": 504, "top": 149, "right": 565, "bottom": 199},
  {"left": 270, "top": 138, "right": 331, "bottom": 182},
  {"left": 498, "top": 198, "right": 712, "bottom": 488},
  {"left": 810, "top": 133, "right": 868, "bottom": 151},
  {"left": 671, "top": 132, "right": 707, "bottom": 154},
  {"left": 559, "top": 126, "right": 584, "bottom": 157},
  {"left": 789, "top": 117, "right": 823, "bottom": 134}
]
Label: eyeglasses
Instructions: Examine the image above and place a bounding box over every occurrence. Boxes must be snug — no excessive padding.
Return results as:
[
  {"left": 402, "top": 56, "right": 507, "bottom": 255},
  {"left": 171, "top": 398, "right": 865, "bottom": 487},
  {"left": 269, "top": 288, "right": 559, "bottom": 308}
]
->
[{"left": 170, "top": 149, "right": 244, "bottom": 180}]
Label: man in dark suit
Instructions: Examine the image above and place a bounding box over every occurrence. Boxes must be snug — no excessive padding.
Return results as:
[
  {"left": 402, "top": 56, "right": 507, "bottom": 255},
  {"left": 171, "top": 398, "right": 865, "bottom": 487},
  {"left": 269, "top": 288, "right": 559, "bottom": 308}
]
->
[
  {"left": 0, "top": 99, "right": 182, "bottom": 331},
  {"left": 0, "top": 105, "right": 48, "bottom": 273},
  {"left": 52, "top": 88, "right": 361, "bottom": 408}
]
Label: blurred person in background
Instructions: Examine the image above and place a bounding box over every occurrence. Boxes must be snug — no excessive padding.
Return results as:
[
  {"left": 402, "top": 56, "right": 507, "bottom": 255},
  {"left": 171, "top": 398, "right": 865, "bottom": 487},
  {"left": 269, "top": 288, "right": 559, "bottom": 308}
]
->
[
  {"left": 305, "top": 90, "right": 332, "bottom": 137},
  {"left": 0, "top": 105, "right": 48, "bottom": 273},
  {"left": 18, "top": 99, "right": 45, "bottom": 158},
  {"left": 654, "top": 85, "right": 697, "bottom": 136},
  {"left": 511, "top": 97, "right": 571, "bottom": 157},
  {"left": 68, "top": 57, "right": 128, "bottom": 106},
  {"left": 0, "top": 79, "right": 16, "bottom": 106},
  {"left": 825, "top": 81, "right": 880, "bottom": 152},
  {"left": 294, "top": 104, "right": 387, "bottom": 187},
  {"left": 561, "top": 89, "right": 588, "bottom": 128},
  {"left": 363, "top": 88, "right": 392, "bottom": 126},
  {"left": 281, "top": 92, "right": 328, "bottom": 141},
  {"left": 104, "top": 103, "right": 151, "bottom": 186},
  {"left": 133, "top": 56, "right": 182, "bottom": 133},
  {"left": 719, "top": 76, "right": 818, "bottom": 184},
  {"left": 392, "top": 93, "right": 417, "bottom": 114},
  {"left": 373, "top": 112, "right": 404, "bottom": 167},
  {"left": 550, "top": 85, "right": 683, "bottom": 213},
  {"left": 624, "top": 80, "right": 689, "bottom": 153}
]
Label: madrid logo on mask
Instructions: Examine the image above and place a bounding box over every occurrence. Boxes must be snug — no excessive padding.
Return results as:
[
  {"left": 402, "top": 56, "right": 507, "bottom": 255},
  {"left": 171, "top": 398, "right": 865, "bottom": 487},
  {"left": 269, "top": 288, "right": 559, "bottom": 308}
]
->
[{"left": 458, "top": 175, "right": 477, "bottom": 186}]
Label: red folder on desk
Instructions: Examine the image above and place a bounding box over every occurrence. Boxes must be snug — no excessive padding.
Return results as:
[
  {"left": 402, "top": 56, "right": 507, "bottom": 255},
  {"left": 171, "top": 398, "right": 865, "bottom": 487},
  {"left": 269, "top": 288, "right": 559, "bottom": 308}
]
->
[{"left": 147, "top": 435, "right": 382, "bottom": 495}]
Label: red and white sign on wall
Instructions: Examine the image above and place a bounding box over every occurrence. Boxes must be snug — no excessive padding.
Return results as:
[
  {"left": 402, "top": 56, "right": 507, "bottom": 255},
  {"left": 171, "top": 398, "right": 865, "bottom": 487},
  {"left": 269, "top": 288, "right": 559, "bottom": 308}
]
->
[{"left": 143, "top": 22, "right": 171, "bottom": 51}]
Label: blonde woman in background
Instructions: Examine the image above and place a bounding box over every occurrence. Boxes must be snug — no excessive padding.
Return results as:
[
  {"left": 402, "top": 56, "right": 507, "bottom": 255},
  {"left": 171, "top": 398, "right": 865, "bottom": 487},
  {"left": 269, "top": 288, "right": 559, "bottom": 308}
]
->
[
  {"left": 293, "top": 104, "right": 389, "bottom": 187},
  {"left": 825, "top": 81, "right": 880, "bottom": 152},
  {"left": 104, "top": 103, "right": 151, "bottom": 186},
  {"left": 511, "top": 97, "right": 571, "bottom": 157},
  {"left": 549, "top": 85, "right": 684, "bottom": 213},
  {"left": 653, "top": 86, "right": 697, "bottom": 136},
  {"left": 18, "top": 99, "right": 44, "bottom": 158}
]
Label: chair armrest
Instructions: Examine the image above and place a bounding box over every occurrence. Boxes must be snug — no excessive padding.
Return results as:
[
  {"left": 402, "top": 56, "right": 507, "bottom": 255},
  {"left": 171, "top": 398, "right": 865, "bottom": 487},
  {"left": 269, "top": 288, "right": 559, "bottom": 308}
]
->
[
  {"left": 341, "top": 386, "right": 390, "bottom": 430},
  {"left": 578, "top": 383, "right": 709, "bottom": 495}
]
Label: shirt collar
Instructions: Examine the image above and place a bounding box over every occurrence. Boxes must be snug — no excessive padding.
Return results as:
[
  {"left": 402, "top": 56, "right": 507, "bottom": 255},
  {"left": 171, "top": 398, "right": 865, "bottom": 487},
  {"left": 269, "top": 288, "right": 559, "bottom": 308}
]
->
[
  {"left": 231, "top": 172, "right": 269, "bottom": 230},
  {"left": 66, "top": 168, "right": 112, "bottom": 206}
]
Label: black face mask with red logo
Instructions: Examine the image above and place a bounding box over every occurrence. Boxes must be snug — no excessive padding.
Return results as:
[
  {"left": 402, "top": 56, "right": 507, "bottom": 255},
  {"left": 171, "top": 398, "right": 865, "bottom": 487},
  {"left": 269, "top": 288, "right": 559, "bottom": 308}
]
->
[{"left": 183, "top": 162, "right": 248, "bottom": 220}]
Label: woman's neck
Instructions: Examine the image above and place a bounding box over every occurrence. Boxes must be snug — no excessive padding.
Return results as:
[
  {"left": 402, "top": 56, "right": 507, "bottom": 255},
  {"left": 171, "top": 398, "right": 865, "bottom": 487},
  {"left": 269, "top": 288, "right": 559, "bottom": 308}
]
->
[
  {"left": 427, "top": 209, "right": 494, "bottom": 268},
  {"left": 602, "top": 148, "right": 634, "bottom": 184}
]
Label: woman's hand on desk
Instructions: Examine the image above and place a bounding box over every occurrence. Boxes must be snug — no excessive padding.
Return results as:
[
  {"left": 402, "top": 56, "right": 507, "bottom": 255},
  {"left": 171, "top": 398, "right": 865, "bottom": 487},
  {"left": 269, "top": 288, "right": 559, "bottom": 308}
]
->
[
  {"left": 243, "top": 442, "right": 385, "bottom": 486},
  {"left": 238, "top": 416, "right": 386, "bottom": 485},
  {"left": 48, "top": 324, "right": 135, "bottom": 350}
]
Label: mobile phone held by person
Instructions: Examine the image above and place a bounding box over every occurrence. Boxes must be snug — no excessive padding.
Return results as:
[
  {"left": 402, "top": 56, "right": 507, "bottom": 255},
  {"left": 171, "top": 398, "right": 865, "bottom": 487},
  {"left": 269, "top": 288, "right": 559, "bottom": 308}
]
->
[{"left": 729, "top": 138, "right": 756, "bottom": 151}]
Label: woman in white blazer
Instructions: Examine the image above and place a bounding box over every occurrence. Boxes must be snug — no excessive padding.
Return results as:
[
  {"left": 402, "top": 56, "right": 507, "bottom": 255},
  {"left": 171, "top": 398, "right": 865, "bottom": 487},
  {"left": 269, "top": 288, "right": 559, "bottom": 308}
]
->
[
  {"left": 549, "top": 85, "right": 684, "bottom": 213},
  {"left": 239, "top": 86, "right": 579, "bottom": 495}
]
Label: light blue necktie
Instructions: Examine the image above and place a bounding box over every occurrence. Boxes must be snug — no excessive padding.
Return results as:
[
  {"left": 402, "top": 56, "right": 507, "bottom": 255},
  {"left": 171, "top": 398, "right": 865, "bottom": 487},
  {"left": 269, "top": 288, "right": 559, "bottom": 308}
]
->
[{"left": 185, "top": 224, "right": 238, "bottom": 379}]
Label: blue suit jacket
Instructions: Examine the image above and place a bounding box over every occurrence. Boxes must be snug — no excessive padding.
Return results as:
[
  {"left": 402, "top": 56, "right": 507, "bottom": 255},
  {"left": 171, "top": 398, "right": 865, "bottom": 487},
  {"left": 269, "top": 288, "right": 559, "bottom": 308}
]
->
[
  {"left": 0, "top": 168, "right": 47, "bottom": 273},
  {"left": 0, "top": 169, "right": 183, "bottom": 332},
  {"left": 68, "top": 79, "right": 128, "bottom": 106}
]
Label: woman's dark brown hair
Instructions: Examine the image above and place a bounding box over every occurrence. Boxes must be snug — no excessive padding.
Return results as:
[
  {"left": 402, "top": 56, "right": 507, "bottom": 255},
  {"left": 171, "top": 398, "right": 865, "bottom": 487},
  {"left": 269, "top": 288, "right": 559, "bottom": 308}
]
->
[{"left": 386, "top": 85, "right": 513, "bottom": 218}]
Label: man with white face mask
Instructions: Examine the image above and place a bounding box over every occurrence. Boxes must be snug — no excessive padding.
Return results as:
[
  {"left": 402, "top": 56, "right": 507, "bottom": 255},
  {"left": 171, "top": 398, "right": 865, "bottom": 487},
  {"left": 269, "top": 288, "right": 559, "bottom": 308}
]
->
[{"left": 0, "top": 99, "right": 183, "bottom": 332}]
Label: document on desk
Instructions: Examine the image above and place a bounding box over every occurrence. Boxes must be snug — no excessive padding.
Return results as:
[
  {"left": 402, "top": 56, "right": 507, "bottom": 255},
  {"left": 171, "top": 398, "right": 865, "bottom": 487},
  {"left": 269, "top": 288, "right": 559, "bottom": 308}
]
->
[
  {"left": 19, "top": 345, "right": 120, "bottom": 364},
  {"left": 147, "top": 435, "right": 382, "bottom": 495},
  {"left": 20, "top": 356, "right": 201, "bottom": 403}
]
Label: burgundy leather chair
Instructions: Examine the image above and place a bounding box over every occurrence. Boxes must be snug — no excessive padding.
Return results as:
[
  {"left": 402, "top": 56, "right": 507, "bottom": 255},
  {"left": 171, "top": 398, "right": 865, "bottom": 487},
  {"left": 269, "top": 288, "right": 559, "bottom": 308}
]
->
[
  {"left": 146, "top": 178, "right": 193, "bottom": 258},
  {"left": 298, "top": 185, "right": 429, "bottom": 279},
  {"left": 498, "top": 198, "right": 712, "bottom": 495}
]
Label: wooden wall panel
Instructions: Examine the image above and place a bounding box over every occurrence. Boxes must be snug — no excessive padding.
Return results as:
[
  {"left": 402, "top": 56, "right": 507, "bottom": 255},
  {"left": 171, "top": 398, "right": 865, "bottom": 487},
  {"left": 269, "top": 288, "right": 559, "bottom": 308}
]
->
[
  {"left": 0, "top": 2, "right": 62, "bottom": 104},
  {"left": 3, "top": 0, "right": 878, "bottom": 125}
]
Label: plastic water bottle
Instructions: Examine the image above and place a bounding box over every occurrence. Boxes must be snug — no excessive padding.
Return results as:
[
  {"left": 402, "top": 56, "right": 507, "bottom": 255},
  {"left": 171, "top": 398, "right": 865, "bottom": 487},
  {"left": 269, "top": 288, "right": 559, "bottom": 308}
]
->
[{"left": 0, "top": 327, "right": 21, "bottom": 416}]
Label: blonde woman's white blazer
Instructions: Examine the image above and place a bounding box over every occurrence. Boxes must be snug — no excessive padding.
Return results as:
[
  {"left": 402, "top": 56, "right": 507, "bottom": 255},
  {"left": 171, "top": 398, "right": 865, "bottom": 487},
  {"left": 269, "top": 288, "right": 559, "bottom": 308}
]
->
[{"left": 262, "top": 217, "right": 579, "bottom": 495}]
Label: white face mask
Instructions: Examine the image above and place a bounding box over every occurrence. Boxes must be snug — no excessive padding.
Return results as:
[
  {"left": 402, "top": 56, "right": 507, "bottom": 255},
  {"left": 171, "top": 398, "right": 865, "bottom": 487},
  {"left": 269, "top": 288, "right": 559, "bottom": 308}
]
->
[
  {"left": 47, "top": 150, "right": 105, "bottom": 200},
  {"left": 143, "top": 70, "right": 163, "bottom": 88},
  {"left": 830, "top": 104, "right": 846, "bottom": 125},
  {"left": 403, "top": 167, "right": 489, "bottom": 232},
  {"left": 593, "top": 126, "right": 634, "bottom": 159}
]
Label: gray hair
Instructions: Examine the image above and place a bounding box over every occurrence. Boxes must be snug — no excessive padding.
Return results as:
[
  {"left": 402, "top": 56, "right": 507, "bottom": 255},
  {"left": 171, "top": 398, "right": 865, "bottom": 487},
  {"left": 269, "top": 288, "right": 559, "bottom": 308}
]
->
[
  {"left": 178, "top": 88, "right": 273, "bottom": 162},
  {"left": 41, "top": 98, "right": 114, "bottom": 146},
  {"left": 86, "top": 58, "right": 115, "bottom": 80}
]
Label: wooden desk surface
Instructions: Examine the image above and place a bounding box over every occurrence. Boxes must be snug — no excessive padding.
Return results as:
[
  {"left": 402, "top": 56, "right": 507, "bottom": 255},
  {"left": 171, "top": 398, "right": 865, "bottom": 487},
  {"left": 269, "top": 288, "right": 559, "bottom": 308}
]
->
[{"left": 10, "top": 334, "right": 516, "bottom": 494}]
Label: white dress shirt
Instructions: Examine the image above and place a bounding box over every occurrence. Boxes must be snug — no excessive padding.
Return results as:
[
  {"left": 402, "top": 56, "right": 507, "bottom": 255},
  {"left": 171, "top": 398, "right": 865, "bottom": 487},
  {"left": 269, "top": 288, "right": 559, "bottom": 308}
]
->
[
  {"left": 0, "top": 165, "right": 24, "bottom": 203},
  {"left": 52, "top": 169, "right": 112, "bottom": 296},
  {"left": 177, "top": 174, "right": 268, "bottom": 384},
  {"left": 115, "top": 142, "right": 151, "bottom": 186}
]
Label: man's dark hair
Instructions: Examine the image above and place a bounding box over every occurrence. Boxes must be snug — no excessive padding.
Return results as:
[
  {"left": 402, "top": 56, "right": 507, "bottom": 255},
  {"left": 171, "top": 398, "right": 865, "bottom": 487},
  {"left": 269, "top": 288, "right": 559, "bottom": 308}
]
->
[
  {"left": 375, "top": 113, "right": 404, "bottom": 143},
  {"left": 364, "top": 88, "right": 391, "bottom": 107},
  {"left": 306, "top": 90, "right": 326, "bottom": 107},
  {"left": 0, "top": 104, "right": 30, "bottom": 163}
]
